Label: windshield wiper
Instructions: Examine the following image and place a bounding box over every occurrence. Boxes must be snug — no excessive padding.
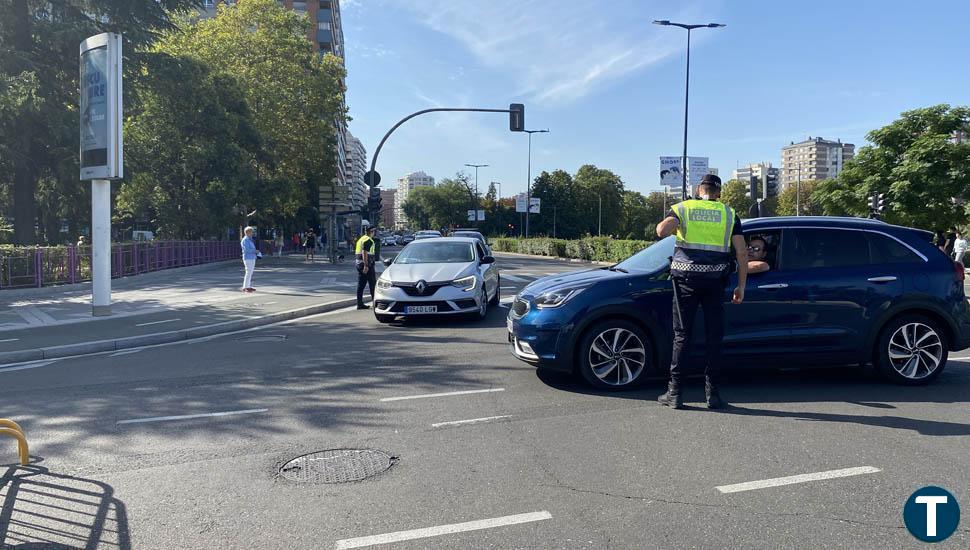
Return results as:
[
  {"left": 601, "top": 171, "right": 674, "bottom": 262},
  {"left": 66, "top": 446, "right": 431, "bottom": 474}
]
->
[{"left": 608, "top": 266, "right": 629, "bottom": 273}]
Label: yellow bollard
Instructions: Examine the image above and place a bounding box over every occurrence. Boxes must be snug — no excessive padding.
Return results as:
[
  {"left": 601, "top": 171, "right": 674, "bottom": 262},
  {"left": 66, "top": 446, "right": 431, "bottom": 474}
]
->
[{"left": 0, "top": 418, "right": 29, "bottom": 465}]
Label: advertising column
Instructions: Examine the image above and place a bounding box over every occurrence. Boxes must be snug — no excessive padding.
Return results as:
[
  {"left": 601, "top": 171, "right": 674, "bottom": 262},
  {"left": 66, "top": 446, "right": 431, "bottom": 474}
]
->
[{"left": 80, "top": 33, "right": 123, "bottom": 316}]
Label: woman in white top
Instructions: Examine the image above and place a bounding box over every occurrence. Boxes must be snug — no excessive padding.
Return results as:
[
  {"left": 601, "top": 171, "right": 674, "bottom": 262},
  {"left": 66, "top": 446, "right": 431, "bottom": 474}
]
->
[{"left": 954, "top": 232, "right": 967, "bottom": 266}]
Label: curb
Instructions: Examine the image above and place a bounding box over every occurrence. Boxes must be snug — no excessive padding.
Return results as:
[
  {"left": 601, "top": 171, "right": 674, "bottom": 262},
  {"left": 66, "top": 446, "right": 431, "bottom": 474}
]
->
[
  {"left": 0, "top": 297, "right": 358, "bottom": 366},
  {"left": 493, "top": 251, "right": 613, "bottom": 266}
]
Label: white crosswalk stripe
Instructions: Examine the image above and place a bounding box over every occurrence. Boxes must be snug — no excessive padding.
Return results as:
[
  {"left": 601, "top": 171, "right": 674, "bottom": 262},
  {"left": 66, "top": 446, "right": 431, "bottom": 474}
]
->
[{"left": 501, "top": 274, "right": 530, "bottom": 283}]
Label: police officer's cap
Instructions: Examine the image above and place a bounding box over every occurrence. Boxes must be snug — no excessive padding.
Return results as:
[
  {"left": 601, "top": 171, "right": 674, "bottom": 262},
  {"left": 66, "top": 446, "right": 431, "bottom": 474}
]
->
[{"left": 700, "top": 174, "right": 722, "bottom": 189}]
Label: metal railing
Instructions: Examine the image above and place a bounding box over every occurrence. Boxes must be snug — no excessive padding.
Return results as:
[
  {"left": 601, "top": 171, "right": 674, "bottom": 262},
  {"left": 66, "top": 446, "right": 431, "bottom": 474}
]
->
[{"left": 0, "top": 240, "right": 296, "bottom": 290}]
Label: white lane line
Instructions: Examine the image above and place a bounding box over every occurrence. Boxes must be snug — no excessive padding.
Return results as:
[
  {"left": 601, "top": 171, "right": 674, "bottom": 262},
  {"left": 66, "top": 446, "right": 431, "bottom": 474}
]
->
[
  {"left": 380, "top": 388, "right": 505, "bottom": 402},
  {"left": 716, "top": 466, "right": 881, "bottom": 494},
  {"left": 501, "top": 274, "right": 529, "bottom": 283},
  {"left": 0, "top": 359, "right": 62, "bottom": 374},
  {"left": 0, "top": 338, "right": 20, "bottom": 343},
  {"left": 334, "top": 511, "right": 552, "bottom": 549},
  {"left": 109, "top": 348, "right": 144, "bottom": 357},
  {"left": 117, "top": 408, "right": 268, "bottom": 425},
  {"left": 432, "top": 415, "right": 511, "bottom": 428},
  {"left": 500, "top": 286, "right": 516, "bottom": 290},
  {"left": 134, "top": 318, "right": 181, "bottom": 327}
]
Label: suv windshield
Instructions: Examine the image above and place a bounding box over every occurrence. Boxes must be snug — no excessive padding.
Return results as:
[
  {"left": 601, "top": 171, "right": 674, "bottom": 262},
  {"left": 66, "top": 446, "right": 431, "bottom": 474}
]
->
[
  {"left": 395, "top": 242, "right": 475, "bottom": 264},
  {"left": 452, "top": 231, "right": 485, "bottom": 243},
  {"left": 613, "top": 236, "right": 675, "bottom": 273}
]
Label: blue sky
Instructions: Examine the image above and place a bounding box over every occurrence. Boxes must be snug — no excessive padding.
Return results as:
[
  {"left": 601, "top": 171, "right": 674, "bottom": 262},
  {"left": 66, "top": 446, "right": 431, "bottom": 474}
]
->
[{"left": 341, "top": 0, "right": 969, "bottom": 196}]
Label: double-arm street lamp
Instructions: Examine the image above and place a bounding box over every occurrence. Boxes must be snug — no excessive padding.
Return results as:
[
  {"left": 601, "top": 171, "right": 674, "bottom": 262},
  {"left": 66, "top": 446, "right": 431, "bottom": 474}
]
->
[
  {"left": 524, "top": 129, "right": 549, "bottom": 238},
  {"left": 653, "top": 19, "right": 725, "bottom": 200},
  {"left": 464, "top": 163, "right": 488, "bottom": 224}
]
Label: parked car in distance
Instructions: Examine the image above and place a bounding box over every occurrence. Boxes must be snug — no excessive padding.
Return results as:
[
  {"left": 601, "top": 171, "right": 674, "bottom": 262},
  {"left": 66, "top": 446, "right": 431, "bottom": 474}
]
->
[
  {"left": 399, "top": 234, "right": 415, "bottom": 245},
  {"left": 375, "top": 237, "right": 501, "bottom": 323},
  {"left": 508, "top": 217, "right": 970, "bottom": 389}
]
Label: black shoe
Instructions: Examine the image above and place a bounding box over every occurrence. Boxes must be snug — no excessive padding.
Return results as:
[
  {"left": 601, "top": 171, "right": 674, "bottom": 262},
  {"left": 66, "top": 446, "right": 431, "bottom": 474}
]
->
[
  {"left": 657, "top": 381, "right": 683, "bottom": 409},
  {"left": 705, "top": 378, "right": 726, "bottom": 409},
  {"left": 356, "top": 304, "right": 370, "bottom": 310}
]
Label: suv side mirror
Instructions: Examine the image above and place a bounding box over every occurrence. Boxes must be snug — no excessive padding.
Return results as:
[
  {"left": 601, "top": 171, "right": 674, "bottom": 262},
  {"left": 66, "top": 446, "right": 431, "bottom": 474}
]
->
[
  {"left": 383, "top": 258, "right": 393, "bottom": 267},
  {"left": 480, "top": 256, "right": 495, "bottom": 265}
]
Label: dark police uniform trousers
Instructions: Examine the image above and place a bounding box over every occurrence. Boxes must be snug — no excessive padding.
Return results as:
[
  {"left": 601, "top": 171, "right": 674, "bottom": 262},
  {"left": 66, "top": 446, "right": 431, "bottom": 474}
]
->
[{"left": 669, "top": 270, "right": 728, "bottom": 383}]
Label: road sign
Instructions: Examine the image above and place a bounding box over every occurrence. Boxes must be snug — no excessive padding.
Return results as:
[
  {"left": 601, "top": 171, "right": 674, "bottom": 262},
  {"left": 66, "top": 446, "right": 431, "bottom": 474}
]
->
[
  {"left": 477, "top": 209, "right": 485, "bottom": 221},
  {"left": 365, "top": 170, "right": 381, "bottom": 187},
  {"left": 528, "top": 198, "right": 540, "bottom": 214},
  {"left": 468, "top": 210, "right": 475, "bottom": 221}
]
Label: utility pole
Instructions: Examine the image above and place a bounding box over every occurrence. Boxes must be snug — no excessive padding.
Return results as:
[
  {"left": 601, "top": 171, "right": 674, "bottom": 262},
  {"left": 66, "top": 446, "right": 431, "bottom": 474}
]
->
[
  {"left": 598, "top": 195, "right": 602, "bottom": 236},
  {"left": 653, "top": 20, "right": 725, "bottom": 200},
  {"left": 523, "top": 129, "right": 549, "bottom": 238},
  {"left": 465, "top": 163, "right": 488, "bottom": 226},
  {"left": 796, "top": 163, "right": 801, "bottom": 216}
]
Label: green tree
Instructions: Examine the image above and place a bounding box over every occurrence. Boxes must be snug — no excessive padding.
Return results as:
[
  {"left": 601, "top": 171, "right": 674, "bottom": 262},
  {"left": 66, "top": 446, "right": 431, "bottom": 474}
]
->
[
  {"left": 776, "top": 180, "right": 824, "bottom": 216},
  {"left": 813, "top": 104, "right": 970, "bottom": 229},
  {"left": 159, "top": 0, "right": 347, "bottom": 224},
  {"left": 400, "top": 179, "right": 472, "bottom": 230},
  {"left": 720, "top": 179, "right": 757, "bottom": 218},
  {"left": 0, "top": 0, "right": 202, "bottom": 244},
  {"left": 573, "top": 165, "right": 624, "bottom": 236},
  {"left": 530, "top": 169, "right": 578, "bottom": 237},
  {"left": 117, "top": 54, "right": 260, "bottom": 238}
]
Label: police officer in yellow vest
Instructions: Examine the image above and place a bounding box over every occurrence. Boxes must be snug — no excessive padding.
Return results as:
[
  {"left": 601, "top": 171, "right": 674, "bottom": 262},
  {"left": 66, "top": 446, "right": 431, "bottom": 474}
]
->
[
  {"left": 355, "top": 226, "right": 379, "bottom": 310},
  {"left": 655, "top": 174, "right": 748, "bottom": 409}
]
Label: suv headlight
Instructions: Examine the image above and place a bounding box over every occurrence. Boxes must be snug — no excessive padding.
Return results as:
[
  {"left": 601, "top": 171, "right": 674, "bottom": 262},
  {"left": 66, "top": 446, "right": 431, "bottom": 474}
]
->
[
  {"left": 451, "top": 275, "right": 477, "bottom": 292},
  {"left": 534, "top": 287, "right": 586, "bottom": 309},
  {"left": 377, "top": 278, "right": 393, "bottom": 290}
]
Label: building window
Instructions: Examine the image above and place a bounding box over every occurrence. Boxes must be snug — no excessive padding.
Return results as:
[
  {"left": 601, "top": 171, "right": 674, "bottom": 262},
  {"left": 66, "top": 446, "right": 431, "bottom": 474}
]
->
[
  {"left": 293, "top": 1, "right": 306, "bottom": 12},
  {"left": 318, "top": 21, "right": 331, "bottom": 30}
]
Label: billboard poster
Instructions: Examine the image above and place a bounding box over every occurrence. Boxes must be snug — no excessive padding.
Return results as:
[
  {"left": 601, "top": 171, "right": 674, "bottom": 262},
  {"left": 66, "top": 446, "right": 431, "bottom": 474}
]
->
[
  {"left": 688, "top": 157, "right": 710, "bottom": 186},
  {"left": 660, "top": 156, "right": 682, "bottom": 187},
  {"left": 80, "top": 46, "right": 108, "bottom": 170},
  {"left": 515, "top": 193, "right": 527, "bottom": 213}
]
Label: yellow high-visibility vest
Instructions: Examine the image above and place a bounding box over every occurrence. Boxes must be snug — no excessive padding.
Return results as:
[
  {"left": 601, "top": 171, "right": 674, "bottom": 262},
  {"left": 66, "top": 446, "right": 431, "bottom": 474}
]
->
[
  {"left": 355, "top": 235, "right": 374, "bottom": 256},
  {"left": 673, "top": 200, "right": 735, "bottom": 253}
]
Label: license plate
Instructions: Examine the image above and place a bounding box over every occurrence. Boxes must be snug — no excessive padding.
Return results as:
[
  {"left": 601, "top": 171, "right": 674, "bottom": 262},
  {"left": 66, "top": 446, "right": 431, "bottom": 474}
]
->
[
  {"left": 406, "top": 305, "right": 437, "bottom": 314},
  {"left": 507, "top": 317, "right": 513, "bottom": 333}
]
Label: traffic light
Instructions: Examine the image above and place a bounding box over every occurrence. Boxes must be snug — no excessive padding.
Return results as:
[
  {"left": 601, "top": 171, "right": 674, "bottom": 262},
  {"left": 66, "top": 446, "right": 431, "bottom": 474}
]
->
[
  {"left": 869, "top": 193, "right": 888, "bottom": 219},
  {"left": 876, "top": 193, "right": 886, "bottom": 214},
  {"left": 509, "top": 103, "right": 524, "bottom": 132},
  {"left": 368, "top": 187, "right": 382, "bottom": 214}
]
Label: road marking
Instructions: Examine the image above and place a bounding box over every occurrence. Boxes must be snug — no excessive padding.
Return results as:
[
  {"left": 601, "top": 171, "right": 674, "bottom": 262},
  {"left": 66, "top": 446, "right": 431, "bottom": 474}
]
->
[
  {"left": 432, "top": 415, "right": 511, "bottom": 428},
  {"left": 117, "top": 408, "right": 268, "bottom": 425},
  {"left": 0, "top": 359, "right": 62, "bottom": 374},
  {"left": 334, "top": 511, "right": 552, "bottom": 549},
  {"left": 109, "top": 348, "right": 144, "bottom": 357},
  {"left": 501, "top": 274, "right": 529, "bottom": 283},
  {"left": 715, "top": 466, "right": 881, "bottom": 494},
  {"left": 0, "top": 338, "right": 19, "bottom": 343},
  {"left": 501, "top": 286, "right": 516, "bottom": 290},
  {"left": 380, "top": 388, "right": 505, "bottom": 402},
  {"left": 135, "top": 318, "right": 181, "bottom": 327}
]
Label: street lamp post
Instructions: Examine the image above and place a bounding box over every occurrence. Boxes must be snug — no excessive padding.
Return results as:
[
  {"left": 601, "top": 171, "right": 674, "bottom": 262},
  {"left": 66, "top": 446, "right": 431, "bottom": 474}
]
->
[
  {"left": 653, "top": 20, "right": 725, "bottom": 200},
  {"left": 796, "top": 163, "right": 802, "bottom": 216},
  {"left": 464, "top": 163, "right": 488, "bottom": 225},
  {"left": 523, "top": 129, "right": 549, "bottom": 238}
]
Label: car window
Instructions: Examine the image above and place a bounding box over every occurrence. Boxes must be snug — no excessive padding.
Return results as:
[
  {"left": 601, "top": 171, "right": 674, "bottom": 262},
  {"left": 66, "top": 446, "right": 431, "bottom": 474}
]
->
[
  {"left": 867, "top": 233, "right": 923, "bottom": 264},
  {"left": 395, "top": 242, "right": 475, "bottom": 264},
  {"left": 783, "top": 228, "right": 870, "bottom": 270},
  {"left": 475, "top": 242, "right": 487, "bottom": 259},
  {"left": 614, "top": 236, "right": 674, "bottom": 273}
]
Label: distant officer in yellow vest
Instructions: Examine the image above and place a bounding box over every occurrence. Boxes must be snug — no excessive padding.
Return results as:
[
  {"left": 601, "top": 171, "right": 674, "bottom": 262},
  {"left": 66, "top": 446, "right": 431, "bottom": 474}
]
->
[
  {"left": 355, "top": 226, "right": 379, "bottom": 310},
  {"left": 655, "top": 174, "right": 748, "bottom": 409}
]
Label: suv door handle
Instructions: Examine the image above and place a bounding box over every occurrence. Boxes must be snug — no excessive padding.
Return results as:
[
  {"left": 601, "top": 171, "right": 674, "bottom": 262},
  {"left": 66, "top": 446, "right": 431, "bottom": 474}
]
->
[
  {"left": 757, "top": 283, "right": 789, "bottom": 289},
  {"left": 867, "top": 276, "right": 898, "bottom": 283}
]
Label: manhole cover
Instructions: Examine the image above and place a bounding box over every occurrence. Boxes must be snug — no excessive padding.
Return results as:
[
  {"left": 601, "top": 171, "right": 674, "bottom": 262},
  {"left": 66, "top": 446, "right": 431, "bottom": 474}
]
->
[
  {"left": 279, "top": 449, "right": 395, "bottom": 483},
  {"left": 237, "top": 334, "right": 287, "bottom": 342}
]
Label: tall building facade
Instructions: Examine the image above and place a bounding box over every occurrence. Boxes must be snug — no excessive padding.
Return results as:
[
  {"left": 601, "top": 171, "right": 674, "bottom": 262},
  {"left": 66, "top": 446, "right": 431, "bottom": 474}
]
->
[
  {"left": 380, "top": 189, "right": 396, "bottom": 229},
  {"left": 394, "top": 172, "right": 435, "bottom": 229},
  {"left": 781, "top": 137, "right": 855, "bottom": 190},
  {"left": 732, "top": 163, "right": 781, "bottom": 199},
  {"left": 345, "top": 132, "right": 367, "bottom": 229}
]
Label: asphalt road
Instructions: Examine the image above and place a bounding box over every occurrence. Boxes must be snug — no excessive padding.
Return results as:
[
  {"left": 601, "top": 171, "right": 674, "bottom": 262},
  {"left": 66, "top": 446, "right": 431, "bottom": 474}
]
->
[{"left": 1, "top": 254, "right": 968, "bottom": 549}]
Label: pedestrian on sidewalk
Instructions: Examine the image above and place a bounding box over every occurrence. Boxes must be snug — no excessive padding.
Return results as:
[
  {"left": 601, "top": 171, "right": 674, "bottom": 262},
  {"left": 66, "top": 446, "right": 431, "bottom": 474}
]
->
[
  {"left": 954, "top": 232, "right": 967, "bottom": 267},
  {"left": 304, "top": 228, "right": 316, "bottom": 263},
  {"left": 355, "top": 226, "right": 378, "bottom": 309},
  {"left": 275, "top": 232, "right": 284, "bottom": 257},
  {"left": 241, "top": 226, "right": 261, "bottom": 293}
]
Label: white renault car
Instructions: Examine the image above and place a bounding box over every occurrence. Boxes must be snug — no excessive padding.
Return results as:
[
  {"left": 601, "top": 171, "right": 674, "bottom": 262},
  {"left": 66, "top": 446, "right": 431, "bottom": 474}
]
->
[{"left": 374, "top": 237, "right": 500, "bottom": 323}]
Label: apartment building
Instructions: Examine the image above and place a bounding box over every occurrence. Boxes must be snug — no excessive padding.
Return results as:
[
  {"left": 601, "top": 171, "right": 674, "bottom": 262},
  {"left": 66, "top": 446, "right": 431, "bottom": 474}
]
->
[
  {"left": 732, "top": 163, "right": 781, "bottom": 199},
  {"left": 380, "top": 189, "right": 396, "bottom": 229},
  {"left": 781, "top": 137, "right": 854, "bottom": 189},
  {"left": 395, "top": 172, "right": 435, "bottom": 229}
]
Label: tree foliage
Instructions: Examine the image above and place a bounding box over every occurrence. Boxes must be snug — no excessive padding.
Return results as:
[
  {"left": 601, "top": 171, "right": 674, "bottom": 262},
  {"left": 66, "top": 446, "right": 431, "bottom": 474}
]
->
[
  {"left": 813, "top": 104, "right": 970, "bottom": 230},
  {"left": 775, "top": 180, "right": 824, "bottom": 216}
]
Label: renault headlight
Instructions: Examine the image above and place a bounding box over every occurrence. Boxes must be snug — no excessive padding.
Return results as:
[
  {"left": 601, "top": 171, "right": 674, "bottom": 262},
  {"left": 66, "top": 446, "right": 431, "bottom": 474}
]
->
[
  {"left": 534, "top": 287, "right": 586, "bottom": 309},
  {"left": 451, "top": 275, "right": 477, "bottom": 292},
  {"left": 377, "top": 278, "right": 393, "bottom": 290}
]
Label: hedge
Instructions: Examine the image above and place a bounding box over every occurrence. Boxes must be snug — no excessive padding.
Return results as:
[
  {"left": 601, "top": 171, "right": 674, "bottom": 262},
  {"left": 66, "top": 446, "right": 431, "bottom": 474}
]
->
[{"left": 491, "top": 236, "right": 653, "bottom": 263}]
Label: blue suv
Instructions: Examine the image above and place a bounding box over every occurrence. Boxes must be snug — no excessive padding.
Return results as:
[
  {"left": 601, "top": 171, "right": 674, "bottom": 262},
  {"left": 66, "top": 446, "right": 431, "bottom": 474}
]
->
[{"left": 507, "top": 217, "right": 970, "bottom": 389}]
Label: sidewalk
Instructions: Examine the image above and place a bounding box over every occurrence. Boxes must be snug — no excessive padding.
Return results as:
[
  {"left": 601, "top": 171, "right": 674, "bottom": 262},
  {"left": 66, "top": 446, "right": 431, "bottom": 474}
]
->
[{"left": 0, "top": 255, "right": 373, "bottom": 364}]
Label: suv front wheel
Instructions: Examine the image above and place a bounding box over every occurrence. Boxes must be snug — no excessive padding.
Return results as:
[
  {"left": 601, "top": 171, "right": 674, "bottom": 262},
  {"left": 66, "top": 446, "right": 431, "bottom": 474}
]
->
[
  {"left": 577, "top": 320, "right": 652, "bottom": 390},
  {"left": 874, "top": 314, "right": 948, "bottom": 385}
]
